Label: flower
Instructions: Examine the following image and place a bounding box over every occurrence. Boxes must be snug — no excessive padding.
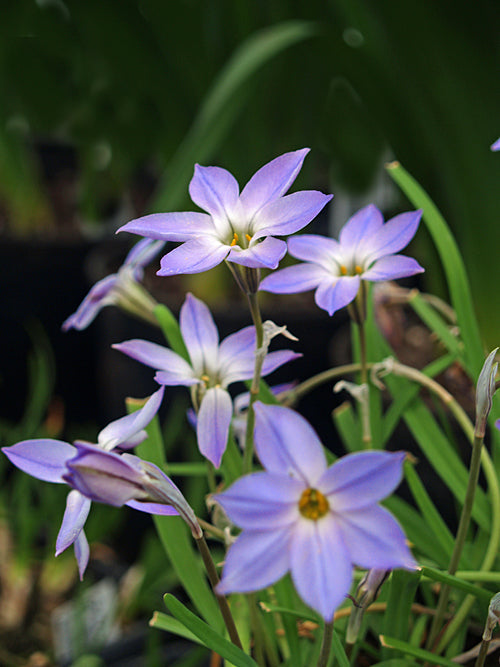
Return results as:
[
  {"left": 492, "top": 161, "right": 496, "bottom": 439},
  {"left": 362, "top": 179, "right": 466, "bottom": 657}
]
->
[
  {"left": 215, "top": 403, "right": 416, "bottom": 621},
  {"left": 117, "top": 149, "right": 333, "bottom": 275},
  {"left": 64, "top": 443, "right": 201, "bottom": 539},
  {"left": 260, "top": 204, "right": 424, "bottom": 316},
  {"left": 113, "top": 293, "right": 300, "bottom": 468},
  {"left": 62, "top": 238, "right": 164, "bottom": 331},
  {"left": 491, "top": 138, "right": 500, "bottom": 152},
  {"left": 2, "top": 387, "right": 165, "bottom": 578}
]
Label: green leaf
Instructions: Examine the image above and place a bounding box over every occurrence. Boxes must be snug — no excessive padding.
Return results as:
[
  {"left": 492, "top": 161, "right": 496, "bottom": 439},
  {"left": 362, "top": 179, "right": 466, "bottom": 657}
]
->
[
  {"left": 382, "top": 569, "right": 421, "bottom": 649},
  {"left": 163, "top": 594, "right": 259, "bottom": 667},
  {"left": 133, "top": 412, "right": 222, "bottom": 629},
  {"left": 380, "top": 635, "right": 461, "bottom": 667},
  {"left": 420, "top": 566, "right": 492, "bottom": 602},
  {"left": 152, "top": 20, "right": 317, "bottom": 213},
  {"left": 404, "top": 462, "right": 457, "bottom": 566},
  {"left": 386, "top": 162, "right": 483, "bottom": 377},
  {"left": 150, "top": 611, "right": 202, "bottom": 645},
  {"left": 407, "top": 291, "right": 462, "bottom": 359},
  {"left": 333, "top": 401, "right": 362, "bottom": 452},
  {"left": 154, "top": 303, "right": 189, "bottom": 361}
]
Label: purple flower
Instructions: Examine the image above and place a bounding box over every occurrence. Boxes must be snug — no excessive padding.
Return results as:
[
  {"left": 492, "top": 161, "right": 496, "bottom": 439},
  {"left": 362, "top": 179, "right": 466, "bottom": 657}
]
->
[
  {"left": 113, "top": 293, "right": 300, "bottom": 468},
  {"left": 491, "top": 138, "right": 500, "bottom": 152},
  {"left": 62, "top": 238, "right": 164, "bottom": 331},
  {"left": 64, "top": 443, "right": 200, "bottom": 538},
  {"left": 117, "top": 149, "right": 333, "bottom": 275},
  {"left": 215, "top": 403, "right": 416, "bottom": 621},
  {"left": 2, "top": 387, "right": 165, "bottom": 578},
  {"left": 260, "top": 204, "right": 424, "bottom": 316}
]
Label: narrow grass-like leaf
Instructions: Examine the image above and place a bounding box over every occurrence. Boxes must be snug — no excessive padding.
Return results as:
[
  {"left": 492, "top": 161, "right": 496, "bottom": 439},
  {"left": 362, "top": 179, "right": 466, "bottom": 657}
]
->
[
  {"left": 133, "top": 411, "right": 222, "bottom": 629},
  {"left": 163, "top": 594, "right": 258, "bottom": 667},
  {"left": 153, "top": 21, "right": 317, "bottom": 213},
  {"left": 154, "top": 303, "right": 189, "bottom": 361},
  {"left": 404, "top": 462, "right": 456, "bottom": 566},
  {"left": 333, "top": 401, "right": 362, "bottom": 452},
  {"left": 382, "top": 569, "right": 421, "bottom": 652},
  {"left": 150, "top": 611, "right": 202, "bottom": 645},
  {"left": 380, "top": 635, "right": 460, "bottom": 667},
  {"left": 330, "top": 627, "right": 350, "bottom": 667},
  {"left": 386, "top": 162, "right": 483, "bottom": 377},
  {"left": 407, "top": 291, "right": 462, "bottom": 358},
  {"left": 420, "top": 566, "right": 492, "bottom": 602}
]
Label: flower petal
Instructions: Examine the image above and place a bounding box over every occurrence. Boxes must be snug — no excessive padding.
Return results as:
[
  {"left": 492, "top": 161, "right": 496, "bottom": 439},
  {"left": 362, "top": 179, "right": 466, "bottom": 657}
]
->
[
  {"left": 261, "top": 350, "right": 302, "bottom": 378},
  {"left": 363, "top": 210, "right": 422, "bottom": 263},
  {"left": 314, "top": 276, "right": 360, "bottom": 316},
  {"left": 197, "top": 387, "right": 233, "bottom": 468},
  {"left": 318, "top": 451, "right": 406, "bottom": 510},
  {"left": 97, "top": 386, "right": 165, "bottom": 451},
  {"left": 288, "top": 234, "right": 343, "bottom": 268},
  {"left": 56, "top": 490, "right": 91, "bottom": 555},
  {"left": 338, "top": 505, "right": 417, "bottom": 570},
  {"left": 227, "top": 236, "right": 287, "bottom": 269},
  {"left": 157, "top": 237, "right": 229, "bottom": 276},
  {"left": 259, "top": 263, "right": 328, "bottom": 294},
  {"left": 290, "top": 515, "right": 352, "bottom": 621},
  {"left": 239, "top": 148, "right": 310, "bottom": 218},
  {"left": 217, "top": 527, "right": 292, "bottom": 595},
  {"left": 253, "top": 403, "right": 327, "bottom": 484},
  {"left": 118, "top": 211, "right": 214, "bottom": 241},
  {"left": 218, "top": 326, "right": 256, "bottom": 383},
  {"left": 253, "top": 191, "right": 333, "bottom": 238},
  {"left": 189, "top": 164, "right": 240, "bottom": 221},
  {"left": 339, "top": 204, "right": 384, "bottom": 253},
  {"left": 180, "top": 293, "right": 219, "bottom": 376},
  {"left": 65, "top": 443, "right": 146, "bottom": 506},
  {"left": 126, "top": 499, "right": 179, "bottom": 516},
  {"left": 62, "top": 274, "right": 117, "bottom": 331},
  {"left": 361, "top": 255, "right": 424, "bottom": 281},
  {"left": 74, "top": 529, "right": 90, "bottom": 580},
  {"left": 124, "top": 238, "right": 166, "bottom": 267},
  {"left": 215, "top": 471, "right": 302, "bottom": 530},
  {"left": 2, "top": 439, "right": 75, "bottom": 483},
  {"left": 113, "top": 340, "right": 196, "bottom": 384}
]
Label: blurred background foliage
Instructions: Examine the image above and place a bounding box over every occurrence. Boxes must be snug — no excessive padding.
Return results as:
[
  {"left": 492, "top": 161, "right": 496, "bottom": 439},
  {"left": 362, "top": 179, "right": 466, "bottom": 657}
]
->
[{"left": 0, "top": 0, "right": 498, "bottom": 338}]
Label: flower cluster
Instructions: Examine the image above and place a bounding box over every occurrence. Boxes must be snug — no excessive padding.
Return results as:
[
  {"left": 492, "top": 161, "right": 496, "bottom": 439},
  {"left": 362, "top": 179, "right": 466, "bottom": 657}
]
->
[{"left": 4, "top": 149, "right": 435, "bottom": 657}]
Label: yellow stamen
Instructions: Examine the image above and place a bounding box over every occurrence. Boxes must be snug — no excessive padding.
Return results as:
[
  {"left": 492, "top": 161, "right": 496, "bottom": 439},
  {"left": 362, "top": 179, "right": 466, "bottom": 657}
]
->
[
  {"left": 201, "top": 374, "right": 210, "bottom": 384},
  {"left": 355, "top": 265, "right": 363, "bottom": 274},
  {"left": 298, "top": 488, "right": 329, "bottom": 520},
  {"left": 230, "top": 233, "right": 239, "bottom": 247},
  {"left": 340, "top": 265, "right": 348, "bottom": 276},
  {"left": 245, "top": 233, "right": 252, "bottom": 243}
]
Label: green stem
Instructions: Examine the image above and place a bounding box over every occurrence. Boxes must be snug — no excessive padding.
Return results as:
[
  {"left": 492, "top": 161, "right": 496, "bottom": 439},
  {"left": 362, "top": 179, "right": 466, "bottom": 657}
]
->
[
  {"left": 426, "top": 433, "right": 485, "bottom": 650},
  {"left": 195, "top": 535, "right": 243, "bottom": 650},
  {"left": 278, "top": 363, "right": 364, "bottom": 405},
  {"left": 356, "top": 319, "right": 372, "bottom": 449},
  {"left": 474, "top": 639, "right": 490, "bottom": 667},
  {"left": 243, "top": 292, "right": 265, "bottom": 473},
  {"left": 247, "top": 593, "right": 280, "bottom": 667},
  {"left": 317, "top": 621, "right": 334, "bottom": 667}
]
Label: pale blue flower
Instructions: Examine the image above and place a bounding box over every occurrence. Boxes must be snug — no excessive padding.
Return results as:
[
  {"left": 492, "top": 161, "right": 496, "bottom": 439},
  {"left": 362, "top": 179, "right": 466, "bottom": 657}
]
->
[
  {"left": 117, "top": 149, "right": 332, "bottom": 275},
  {"left": 260, "top": 204, "right": 424, "bottom": 316},
  {"left": 2, "top": 387, "right": 165, "bottom": 578},
  {"left": 491, "top": 138, "right": 500, "bottom": 151},
  {"left": 215, "top": 403, "right": 416, "bottom": 621},
  {"left": 113, "top": 293, "right": 300, "bottom": 468}
]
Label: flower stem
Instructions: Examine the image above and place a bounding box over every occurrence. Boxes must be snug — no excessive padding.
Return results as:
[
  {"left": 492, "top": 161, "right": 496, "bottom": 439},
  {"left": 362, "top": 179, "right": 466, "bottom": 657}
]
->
[
  {"left": 195, "top": 535, "right": 243, "bottom": 650},
  {"left": 243, "top": 292, "right": 265, "bottom": 473},
  {"left": 426, "top": 434, "right": 485, "bottom": 650},
  {"left": 356, "top": 319, "right": 372, "bottom": 449},
  {"left": 317, "top": 621, "right": 334, "bottom": 667}
]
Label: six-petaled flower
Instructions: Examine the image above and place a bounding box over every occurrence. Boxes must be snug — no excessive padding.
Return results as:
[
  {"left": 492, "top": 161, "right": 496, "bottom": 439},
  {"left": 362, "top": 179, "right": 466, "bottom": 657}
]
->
[
  {"left": 260, "top": 204, "right": 424, "bottom": 316},
  {"left": 113, "top": 293, "right": 300, "bottom": 468},
  {"left": 117, "top": 149, "right": 332, "bottom": 275},
  {"left": 215, "top": 403, "right": 416, "bottom": 621}
]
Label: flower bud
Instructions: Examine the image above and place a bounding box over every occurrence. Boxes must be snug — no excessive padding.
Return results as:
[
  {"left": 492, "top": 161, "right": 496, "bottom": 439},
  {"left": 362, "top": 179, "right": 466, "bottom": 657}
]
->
[{"left": 475, "top": 348, "right": 498, "bottom": 438}]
